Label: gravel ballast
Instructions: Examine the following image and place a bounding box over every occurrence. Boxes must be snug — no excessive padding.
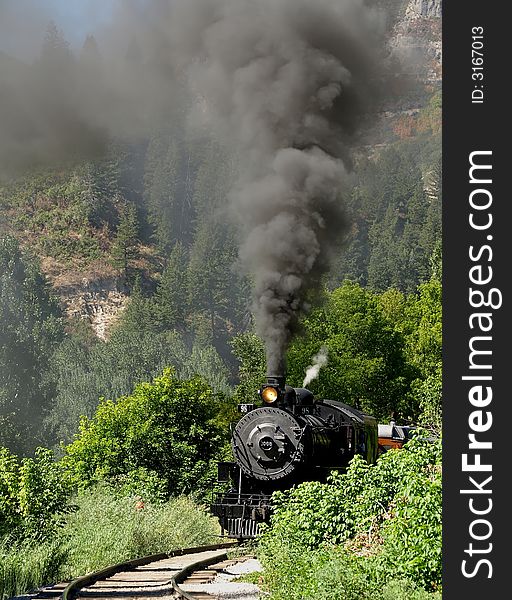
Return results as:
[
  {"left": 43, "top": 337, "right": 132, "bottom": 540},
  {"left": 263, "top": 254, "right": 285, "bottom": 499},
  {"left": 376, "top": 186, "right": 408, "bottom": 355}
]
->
[{"left": 180, "top": 558, "right": 263, "bottom": 599}]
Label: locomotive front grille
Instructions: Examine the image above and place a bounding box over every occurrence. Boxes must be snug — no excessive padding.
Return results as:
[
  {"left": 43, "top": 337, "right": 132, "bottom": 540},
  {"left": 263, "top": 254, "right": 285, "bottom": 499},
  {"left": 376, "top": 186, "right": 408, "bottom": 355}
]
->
[{"left": 227, "top": 517, "right": 260, "bottom": 538}]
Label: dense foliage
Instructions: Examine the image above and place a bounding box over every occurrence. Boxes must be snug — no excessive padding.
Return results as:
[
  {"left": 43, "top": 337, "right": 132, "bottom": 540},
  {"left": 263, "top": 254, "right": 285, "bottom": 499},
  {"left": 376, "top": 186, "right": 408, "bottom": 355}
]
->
[
  {"left": 334, "top": 94, "right": 441, "bottom": 293},
  {"left": 0, "top": 447, "right": 70, "bottom": 540},
  {"left": 234, "top": 277, "right": 442, "bottom": 427},
  {"left": 0, "top": 237, "right": 64, "bottom": 453},
  {"left": 45, "top": 326, "right": 233, "bottom": 445},
  {"left": 259, "top": 434, "right": 442, "bottom": 598},
  {"left": 0, "top": 371, "right": 224, "bottom": 600},
  {"left": 62, "top": 370, "right": 225, "bottom": 497},
  {"left": 287, "top": 282, "right": 413, "bottom": 421},
  {"left": 0, "top": 112, "right": 441, "bottom": 451}
]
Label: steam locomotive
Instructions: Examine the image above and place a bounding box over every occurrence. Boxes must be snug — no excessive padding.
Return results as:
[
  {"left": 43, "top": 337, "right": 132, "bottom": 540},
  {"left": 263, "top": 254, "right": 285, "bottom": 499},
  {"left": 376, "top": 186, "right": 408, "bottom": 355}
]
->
[{"left": 210, "top": 376, "right": 413, "bottom": 539}]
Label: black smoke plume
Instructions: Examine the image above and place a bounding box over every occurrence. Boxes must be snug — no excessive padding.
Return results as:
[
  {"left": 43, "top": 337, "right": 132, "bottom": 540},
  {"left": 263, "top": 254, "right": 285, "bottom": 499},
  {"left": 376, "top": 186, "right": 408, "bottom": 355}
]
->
[
  {"left": 171, "top": 0, "right": 385, "bottom": 374},
  {"left": 0, "top": 2, "right": 179, "bottom": 177},
  {"left": 0, "top": 0, "right": 387, "bottom": 375}
]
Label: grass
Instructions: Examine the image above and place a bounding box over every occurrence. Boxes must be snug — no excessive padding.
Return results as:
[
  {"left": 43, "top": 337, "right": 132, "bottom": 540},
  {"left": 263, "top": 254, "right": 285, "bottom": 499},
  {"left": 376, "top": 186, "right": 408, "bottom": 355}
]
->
[
  {"left": 233, "top": 570, "right": 264, "bottom": 585},
  {"left": 0, "top": 485, "right": 220, "bottom": 600},
  {"left": 0, "top": 538, "right": 66, "bottom": 600},
  {"left": 59, "top": 486, "right": 220, "bottom": 578}
]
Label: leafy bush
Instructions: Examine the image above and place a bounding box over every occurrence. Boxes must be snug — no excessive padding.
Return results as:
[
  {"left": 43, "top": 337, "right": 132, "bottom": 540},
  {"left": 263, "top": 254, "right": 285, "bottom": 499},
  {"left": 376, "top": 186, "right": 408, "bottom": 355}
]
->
[
  {"left": 411, "top": 369, "right": 442, "bottom": 431},
  {"left": 380, "top": 579, "right": 442, "bottom": 600},
  {"left": 0, "top": 447, "right": 71, "bottom": 539},
  {"left": 259, "top": 536, "right": 373, "bottom": 600},
  {"left": 62, "top": 370, "right": 224, "bottom": 498},
  {"left": 259, "top": 434, "right": 442, "bottom": 596},
  {"left": 379, "top": 475, "right": 442, "bottom": 589},
  {"left": 0, "top": 447, "right": 71, "bottom": 600},
  {"left": 257, "top": 534, "right": 441, "bottom": 600},
  {"left": 0, "top": 449, "right": 18, "bottom": 536},
  {"left": 109, "top": 467, "right": 168, "bottom": 502}
]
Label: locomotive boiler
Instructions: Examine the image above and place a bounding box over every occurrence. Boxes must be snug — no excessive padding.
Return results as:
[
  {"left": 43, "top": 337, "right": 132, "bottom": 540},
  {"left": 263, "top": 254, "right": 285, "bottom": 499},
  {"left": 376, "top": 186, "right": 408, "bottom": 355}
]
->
[{"left": 210, "top": 376, "right": 382, "bottom": 539}]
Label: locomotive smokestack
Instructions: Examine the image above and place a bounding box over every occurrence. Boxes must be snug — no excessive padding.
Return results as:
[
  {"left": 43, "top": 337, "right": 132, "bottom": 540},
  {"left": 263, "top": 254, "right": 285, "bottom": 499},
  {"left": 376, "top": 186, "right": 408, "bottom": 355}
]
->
[{"left": 266, "top": 375, "right": 286, "bottom": 389}]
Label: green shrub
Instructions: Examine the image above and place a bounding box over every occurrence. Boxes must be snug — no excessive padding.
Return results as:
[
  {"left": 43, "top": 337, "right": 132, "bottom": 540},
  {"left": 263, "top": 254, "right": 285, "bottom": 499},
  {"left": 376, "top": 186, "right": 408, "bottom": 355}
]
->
[
  {"left": 62, "top": 370, "right": 224, "bottom": 498},
  {"left": 266, "top": 433, "right": 440, "bottom": 548},
  {"left": 0, "top": 448, "right": 19, "bottom": 535},
  {"left": 258, "top": 434, "right": 442, "bottom": 595},
  {"left": 110, "top": 467, "right": 168, "bottom": 502},
  {"left": 259, "top": 536, "right": 375, "bottom": 600},
  {"left": 0, "top": 447, "right": 71, "bottom": 539},
  {"left": 381, "top": 579, "right": 442, "bottom": 600},
  {"left": 378, "top": 469, "right": 442, "bottom": 590}
]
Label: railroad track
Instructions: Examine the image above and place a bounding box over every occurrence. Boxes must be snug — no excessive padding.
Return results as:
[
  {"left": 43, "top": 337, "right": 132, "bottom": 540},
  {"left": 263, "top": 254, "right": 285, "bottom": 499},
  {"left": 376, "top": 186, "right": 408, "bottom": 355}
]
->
[{"left": 46, "top": 541, "right": 259, "bottom": 600}]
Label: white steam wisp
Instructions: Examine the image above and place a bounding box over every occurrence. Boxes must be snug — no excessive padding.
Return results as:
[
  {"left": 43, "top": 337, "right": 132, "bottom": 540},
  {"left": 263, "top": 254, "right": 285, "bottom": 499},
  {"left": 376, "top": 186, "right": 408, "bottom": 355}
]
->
[{"left": 302, "top": 346, "right": 329, "bottom": 387}]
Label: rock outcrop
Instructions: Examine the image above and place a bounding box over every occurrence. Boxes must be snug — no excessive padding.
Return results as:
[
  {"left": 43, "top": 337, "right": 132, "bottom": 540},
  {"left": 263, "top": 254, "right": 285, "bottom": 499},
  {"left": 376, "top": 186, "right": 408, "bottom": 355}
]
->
[
  {"left": 57, "top": 277, "right": 128, "bottom": 340},
  {"left": 408, "top": 0, "right": 442, "bottom": 19},
  {"left": 391, "top": 0, "right": 442, "bottom": 83}
]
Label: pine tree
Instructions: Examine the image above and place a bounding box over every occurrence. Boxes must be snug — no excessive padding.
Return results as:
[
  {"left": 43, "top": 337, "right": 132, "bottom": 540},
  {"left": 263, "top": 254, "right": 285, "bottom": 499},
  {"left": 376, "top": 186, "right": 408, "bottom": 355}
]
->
[
  {"left": 38, "top": 21, "right": 75, "bottom": 95},
  {"left": 144, "top": 134, "right": 181, "bottom": 253},
  {"left": 78, "top": 34, "right": 105, "bottom": 120},
  {"left": 81, "top": 35, "right": 101, "bottom": 67},
  {"left": 116, "top": 275, "right": 156, "bottom": 333},
  {"left": 187, "top": 218, "right": 245, "bottom": 344},
  {"left": 111, "top": 202, "right": 140, "bottom": 284},
  {"left": 154, "top": 242, "right": 189, "bottom": 331},
  {"left": 0, "top": 236, "right": 64, "bottom": 453},
  {"left": 144, "top": 130, "right": 200, "bottom": 253},
  {"left": 41, "top": 21, "right": 73, "bottom": 67}
]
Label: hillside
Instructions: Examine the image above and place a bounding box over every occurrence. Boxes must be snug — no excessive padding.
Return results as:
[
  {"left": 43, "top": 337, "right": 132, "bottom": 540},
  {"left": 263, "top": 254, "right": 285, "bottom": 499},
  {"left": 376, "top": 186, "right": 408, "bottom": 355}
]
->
[
  {"left": 0, "top": 0, "right": 441, "bottom": 455},
  {"left": 0, "top": 0, "right": 441, "bottom": 340},
  {"left": 1, "top": 4, "right": 443, "bottom": 597}
]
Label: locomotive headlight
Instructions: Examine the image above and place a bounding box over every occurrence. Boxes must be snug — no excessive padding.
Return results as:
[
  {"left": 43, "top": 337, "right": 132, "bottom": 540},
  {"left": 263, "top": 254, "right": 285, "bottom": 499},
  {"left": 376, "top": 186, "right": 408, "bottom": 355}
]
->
[{"left": 261, "top": 386, "right": 278, "bottom": 404}]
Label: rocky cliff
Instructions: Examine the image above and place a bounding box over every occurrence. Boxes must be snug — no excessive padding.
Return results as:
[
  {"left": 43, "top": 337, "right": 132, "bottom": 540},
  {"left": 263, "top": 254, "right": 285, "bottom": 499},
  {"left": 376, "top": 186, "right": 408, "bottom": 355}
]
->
[
  {"left": 56, "top": 277, "right": 128, "bottom": 340},
  {"left": 391, "top": 0, "right": 442, "bottom": 83},
  {"left": 409, "top": 0, "right": 442, "bottom": 19}
]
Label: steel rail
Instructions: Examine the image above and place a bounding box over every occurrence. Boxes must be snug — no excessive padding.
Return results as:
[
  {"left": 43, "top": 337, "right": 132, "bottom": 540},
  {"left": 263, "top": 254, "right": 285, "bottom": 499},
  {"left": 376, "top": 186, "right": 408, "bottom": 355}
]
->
[
  {"left": 171, "top": 550, "right": 233, "bottom": 599},
  {"left": 61, "top": 541, "right": 238, "bottom": 600}
]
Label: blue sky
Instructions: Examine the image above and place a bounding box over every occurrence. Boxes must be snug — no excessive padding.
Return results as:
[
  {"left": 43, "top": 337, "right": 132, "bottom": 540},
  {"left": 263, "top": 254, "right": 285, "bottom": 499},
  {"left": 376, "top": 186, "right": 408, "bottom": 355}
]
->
[
  {"left": 40, "top": 0, "right": 114, "bottom": 42},
  {"left": 0, "top": 0, "right": 116, "bottom": 60}
]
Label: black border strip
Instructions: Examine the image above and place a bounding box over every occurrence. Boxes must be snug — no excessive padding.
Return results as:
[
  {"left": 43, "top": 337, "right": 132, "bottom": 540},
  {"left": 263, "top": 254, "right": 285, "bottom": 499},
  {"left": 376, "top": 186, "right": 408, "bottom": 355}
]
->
[{"left": 443, "top": 1, "right": 508, "bottom": 596}]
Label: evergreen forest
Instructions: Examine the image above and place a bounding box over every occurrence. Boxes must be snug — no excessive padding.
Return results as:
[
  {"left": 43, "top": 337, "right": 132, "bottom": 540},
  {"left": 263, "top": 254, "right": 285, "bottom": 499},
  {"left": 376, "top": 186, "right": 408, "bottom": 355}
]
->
[{"left": 0, "top": 11, "right": 442, "bottom": 600}]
